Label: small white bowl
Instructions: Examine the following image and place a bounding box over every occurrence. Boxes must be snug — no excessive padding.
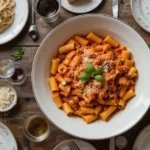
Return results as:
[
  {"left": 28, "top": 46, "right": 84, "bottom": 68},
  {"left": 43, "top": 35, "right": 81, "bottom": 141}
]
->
[{"left": 0, "top": 81, "right": 18, "bottom": 112}]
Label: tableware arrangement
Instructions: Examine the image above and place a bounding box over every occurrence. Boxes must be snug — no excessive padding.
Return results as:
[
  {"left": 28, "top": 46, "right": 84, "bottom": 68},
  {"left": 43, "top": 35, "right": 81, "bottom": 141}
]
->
[
  {"left": 53, "top": 139, "right": 97, "bottom": 150},
  {"left": 0, "top": 122, "right": 18, "bottom": 150},
  {"left": 0, "top": 0, "right": 29, "bottom": 45},
  {"left": 133, "top": 124, "right": 150, "bottom": 150},
  {"left": 32, "top": 14, "right": 150, "bottom": 140},
  {"left": 0, "top": 81, "right": 17, "bottom": 112},
  {"left": 131, "top": 0, "right": 150, "bottom": 33},
  {"left": 61, "top": 0, "right": 103, "bottom": 14},
  {"left": 0, "top": 0, "right": 150, "bottom": 149}
]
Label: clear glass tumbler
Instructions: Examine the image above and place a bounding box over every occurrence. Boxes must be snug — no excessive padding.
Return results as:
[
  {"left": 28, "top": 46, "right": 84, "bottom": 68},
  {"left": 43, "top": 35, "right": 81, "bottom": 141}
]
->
[
  {"left": 0, "top": 60, "right": 27, "bottom": 85},
  {"left": 33, "top": 0, "right": 61, "bottom": 23}
]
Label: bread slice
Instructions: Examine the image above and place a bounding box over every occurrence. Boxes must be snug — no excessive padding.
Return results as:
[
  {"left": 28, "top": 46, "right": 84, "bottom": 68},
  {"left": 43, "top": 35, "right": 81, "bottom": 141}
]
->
[{"left": 67, "top": 0, "right": 77, "bottom": 3}]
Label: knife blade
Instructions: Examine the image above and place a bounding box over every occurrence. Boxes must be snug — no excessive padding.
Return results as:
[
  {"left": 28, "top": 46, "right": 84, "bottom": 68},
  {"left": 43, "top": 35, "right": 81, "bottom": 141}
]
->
[{"left": 112, "top": 0, "right": 119, "bottom": 18}]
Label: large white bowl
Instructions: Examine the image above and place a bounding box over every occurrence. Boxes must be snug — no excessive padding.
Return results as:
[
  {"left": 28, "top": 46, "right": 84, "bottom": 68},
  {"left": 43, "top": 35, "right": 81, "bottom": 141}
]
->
[{"left": 32, "top": 14, "right": 150, "bottom": 140}]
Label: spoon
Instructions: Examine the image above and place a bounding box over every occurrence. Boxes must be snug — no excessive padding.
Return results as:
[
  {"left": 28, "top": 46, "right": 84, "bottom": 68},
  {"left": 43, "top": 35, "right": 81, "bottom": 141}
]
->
[
  {"left": 29, "top": 0, "right": 38, "bottom": 40},
  {"left": 116, "top": 136, "right": 127, "bottom": 149}
]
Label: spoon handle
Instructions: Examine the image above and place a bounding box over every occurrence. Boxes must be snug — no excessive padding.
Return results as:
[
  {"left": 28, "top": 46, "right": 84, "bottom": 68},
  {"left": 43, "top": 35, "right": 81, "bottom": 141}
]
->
[
  {"left": 31, "top": 0, "right": 35, "bottom": 25},
  {"left": 109, "top": 137, "right": 115, "bottom": 150},
  {"left": 23, "top": 132, "right": 30, "bottom": 150}
]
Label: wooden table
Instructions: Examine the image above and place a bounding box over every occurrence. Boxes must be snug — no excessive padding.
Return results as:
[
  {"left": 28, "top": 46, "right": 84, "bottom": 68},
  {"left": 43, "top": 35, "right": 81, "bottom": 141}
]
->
[{"left": 0, "top": 0, "right": 150, "bottom": 149}]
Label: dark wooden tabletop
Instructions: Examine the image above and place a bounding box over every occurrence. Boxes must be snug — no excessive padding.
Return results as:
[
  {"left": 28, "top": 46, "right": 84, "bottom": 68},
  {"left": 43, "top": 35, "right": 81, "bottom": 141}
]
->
[{"left": 0, "top": 0, "right": 150, "bottom": 150}]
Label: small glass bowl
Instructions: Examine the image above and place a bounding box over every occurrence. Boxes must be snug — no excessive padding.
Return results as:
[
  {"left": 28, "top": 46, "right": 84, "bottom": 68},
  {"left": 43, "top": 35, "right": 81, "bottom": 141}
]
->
[
  {"left": 7, "top": 63, "right": 27, "bottom": 85},
  {"left": 23, "top": 115, "right": 50, "bottom": 142}
]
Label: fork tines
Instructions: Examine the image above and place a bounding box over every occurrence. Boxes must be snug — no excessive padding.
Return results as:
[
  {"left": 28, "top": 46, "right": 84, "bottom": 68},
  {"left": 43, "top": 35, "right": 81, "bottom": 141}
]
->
[{"left": 68, "top": 141, "right": 80, "bottom": 150}]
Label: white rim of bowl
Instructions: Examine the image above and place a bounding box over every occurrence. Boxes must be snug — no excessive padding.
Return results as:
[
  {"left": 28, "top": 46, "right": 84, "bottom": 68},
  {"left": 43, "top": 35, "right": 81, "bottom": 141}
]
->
[
  {"left": 0, "top": 81, "right": 18, "bottom": 112},
  {"left": 0, "top": 0, "right": 29, "bottom": 45},
  {"left": 61, "top": 0, "right": 103, "bottom": 14},
  {"left": 130, "top": 0, "right": 150, "bottom": 33},
  {"left": 32, "top": 14, "right": 150, "bottom": 140}
]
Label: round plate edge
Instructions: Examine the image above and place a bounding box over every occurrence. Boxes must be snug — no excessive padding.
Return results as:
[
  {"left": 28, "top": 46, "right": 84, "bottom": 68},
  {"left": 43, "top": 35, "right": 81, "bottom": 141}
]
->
[
  {"left": 0, "top": 0, "right": 29, "bottom": 45},
  {"left": 53, "top": 139, "right": 97, "bottom": 150},
  {"left": 130, "top": 0, "right": 150, "bottom": 33},
  {"left": 0, "top": 122, "right": 18, "bottom": 150},
  {"left": 132, "top": 124, "right": 150, "bottom": 150},
  {"left": 61, "top": 0, "right": 103, "bottom": 14}
]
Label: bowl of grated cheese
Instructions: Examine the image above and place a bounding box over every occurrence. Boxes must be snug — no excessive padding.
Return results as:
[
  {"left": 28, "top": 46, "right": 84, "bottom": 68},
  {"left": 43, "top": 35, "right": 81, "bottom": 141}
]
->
[{"left": 0, "top": 81, "right": 17, "bottom": 112}]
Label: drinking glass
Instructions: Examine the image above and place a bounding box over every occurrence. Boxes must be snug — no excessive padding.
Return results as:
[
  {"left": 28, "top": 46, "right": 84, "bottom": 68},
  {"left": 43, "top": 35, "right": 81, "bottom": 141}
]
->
[
  {"left": 0, "top": 60, "right": 27, "bottom": 85},
  {"left": 0, "top": 60, "right": 15, "bottom": 78},
  {"left": 33, "top": 0, "right": 61, "bottom": 23}
]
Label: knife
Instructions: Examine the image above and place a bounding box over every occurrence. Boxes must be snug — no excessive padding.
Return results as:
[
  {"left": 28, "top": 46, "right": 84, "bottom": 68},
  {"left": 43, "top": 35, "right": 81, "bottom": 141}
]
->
[
  {"left": 112, "top": 0, "right": 119, "bottom": 18},
  {"left": 109, "top": 137, "right": 115, "bottom": 150},
  {"left": 23, "top": 133, "right": 30, "bottom": 150}
]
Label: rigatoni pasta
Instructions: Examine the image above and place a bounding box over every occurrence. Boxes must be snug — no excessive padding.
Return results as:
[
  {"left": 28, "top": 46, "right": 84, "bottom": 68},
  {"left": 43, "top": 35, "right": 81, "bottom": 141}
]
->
[
  {"left": 59, "top": 43, "right": 75, "bottom": 54},
  {"left": 49, "top": 33, "right": 138, "bottom": 123},
  {"left": 50, "top": 58, "right": 60, "bottom": 75},
  {"left": 52, "top": 93, "right": 63, "bottom": 108}
]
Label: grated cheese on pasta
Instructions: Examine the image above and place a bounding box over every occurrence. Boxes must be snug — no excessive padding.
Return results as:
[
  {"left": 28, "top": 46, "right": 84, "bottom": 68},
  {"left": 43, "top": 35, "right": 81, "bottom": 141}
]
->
[
  {"left": 0, "top": 86, "right": 15, "bottom": 109},
  {"left": 82, "top": 57, "right": 89, "bottom": 63},
  {"left": 61, "top": 81, "right": 67, "bottom": 85}
]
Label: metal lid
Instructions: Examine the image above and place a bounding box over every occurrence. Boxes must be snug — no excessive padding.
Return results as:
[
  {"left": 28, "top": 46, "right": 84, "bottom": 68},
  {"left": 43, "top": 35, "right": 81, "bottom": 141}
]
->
[{"left": 116, "top": 136, "right": 127, "bottom": 149}]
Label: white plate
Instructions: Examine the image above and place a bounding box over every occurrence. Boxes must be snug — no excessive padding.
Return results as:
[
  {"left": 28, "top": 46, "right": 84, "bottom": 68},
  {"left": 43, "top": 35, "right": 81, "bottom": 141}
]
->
[
  {"left": 131, "top": 0, "right": 150, "bottom": 33},
  {"left": 32, "top": 14, "right": 150, "bottom": 140},
  {"left": 133, "top": 124, "right": 150, "bottom": 150},
  {"left": 0, "top": 122, "right": 18, "bottom": 150},
  {"left": 61, "top": 0, "right": 102, "bottom": 14},
  {"left": 53, "top": 139, "right": 97, "bottom": 150},
  {"left": 0, "top": 0, "right": 29, "bottom": 45}
]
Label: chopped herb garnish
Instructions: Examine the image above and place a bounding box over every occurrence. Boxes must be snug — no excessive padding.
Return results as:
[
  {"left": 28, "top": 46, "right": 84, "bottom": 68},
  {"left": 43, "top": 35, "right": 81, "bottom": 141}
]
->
[
  {"left": 11, "top": 48, "right": 24, "bottom": 61},
  {"left": 78, "top": 62, "right": 104, "bottom": 83}
]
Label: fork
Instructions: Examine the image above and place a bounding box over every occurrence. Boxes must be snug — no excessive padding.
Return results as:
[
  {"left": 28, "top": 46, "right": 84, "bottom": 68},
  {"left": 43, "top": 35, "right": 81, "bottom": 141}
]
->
[{"left": 68, "top": 141, "right": 80, "bottom": 150}]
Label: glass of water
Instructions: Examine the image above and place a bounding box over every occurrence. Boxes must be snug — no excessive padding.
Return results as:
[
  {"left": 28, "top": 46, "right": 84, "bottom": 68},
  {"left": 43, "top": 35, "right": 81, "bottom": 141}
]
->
[
  {"left": 33, "top": 0, "right": 61, "bottom": 23},
  {"left": 0, "top": 60, "right": 15, "bottom": 79}
]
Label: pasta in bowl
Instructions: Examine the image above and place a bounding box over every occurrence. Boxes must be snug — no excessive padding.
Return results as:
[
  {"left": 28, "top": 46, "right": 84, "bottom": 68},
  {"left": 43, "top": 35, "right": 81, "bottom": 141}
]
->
[
  {"left": 49, "top": 33, "right": 138, "bottom": 124},
  {"left": 32, "top": 14, "right": 150, "bottom": 139}
]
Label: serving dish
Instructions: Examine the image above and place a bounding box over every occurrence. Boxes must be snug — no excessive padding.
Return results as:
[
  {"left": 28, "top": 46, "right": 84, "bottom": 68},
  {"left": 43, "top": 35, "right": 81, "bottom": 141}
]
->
[
  {"left": 32, "top": 14, "right": 150, "bottom": 140},
  {"left": 61, "top": 0, "right": 103, "bottom": 14},
  {"left": 0, "top": 0, "right": 29, "bottom": 45},
  {"left": 130, "top": 0, "right": 150, "bottom": 33}
]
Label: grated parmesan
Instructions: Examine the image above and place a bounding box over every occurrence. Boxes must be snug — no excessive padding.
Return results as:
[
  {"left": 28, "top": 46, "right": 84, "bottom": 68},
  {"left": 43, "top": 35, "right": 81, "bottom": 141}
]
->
[
  {"left": 61, "top": 81, "right": 66, "bottom": 86},
  {"left": 0, "top": 86, "right": 14, "bottom": 109}
]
